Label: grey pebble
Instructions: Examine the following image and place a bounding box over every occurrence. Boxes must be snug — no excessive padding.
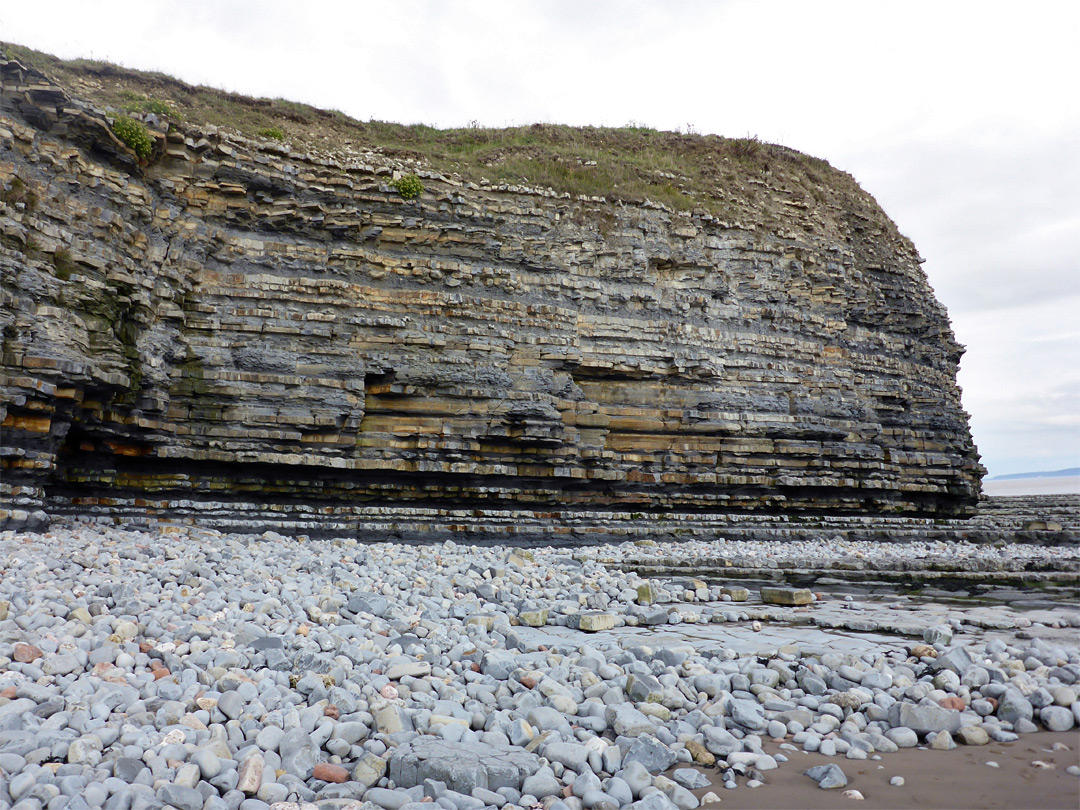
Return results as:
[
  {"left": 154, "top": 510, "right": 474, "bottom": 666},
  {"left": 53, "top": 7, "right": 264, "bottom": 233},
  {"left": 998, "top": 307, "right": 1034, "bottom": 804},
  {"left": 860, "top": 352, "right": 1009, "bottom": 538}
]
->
[
  {"left": 671, "top": 770, "right": 711, "bottom": 790},
  {"left": 157, "top": 784, "right": 204, "bottom": 810},
  {"left": 217, "top": 691, "right": 245, "bottom": 720},
  {"left": 805, "top": 763, "right": 848, "bottom": 789}
]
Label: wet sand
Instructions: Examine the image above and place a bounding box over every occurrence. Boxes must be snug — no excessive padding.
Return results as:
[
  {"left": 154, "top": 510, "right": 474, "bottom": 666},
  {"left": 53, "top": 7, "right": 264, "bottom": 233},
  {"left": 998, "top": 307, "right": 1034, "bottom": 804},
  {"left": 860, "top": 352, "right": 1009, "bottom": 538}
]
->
[{"left": 674, "top": 731, "right": 1080, "bottom": 810}]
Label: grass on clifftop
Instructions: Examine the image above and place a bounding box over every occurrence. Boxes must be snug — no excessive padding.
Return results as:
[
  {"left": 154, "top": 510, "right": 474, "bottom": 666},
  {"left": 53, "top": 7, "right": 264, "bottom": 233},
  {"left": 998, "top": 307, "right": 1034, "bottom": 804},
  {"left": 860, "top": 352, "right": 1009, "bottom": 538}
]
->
[{"left": 3, "top": 42, "right": 869, "bottom": 225}]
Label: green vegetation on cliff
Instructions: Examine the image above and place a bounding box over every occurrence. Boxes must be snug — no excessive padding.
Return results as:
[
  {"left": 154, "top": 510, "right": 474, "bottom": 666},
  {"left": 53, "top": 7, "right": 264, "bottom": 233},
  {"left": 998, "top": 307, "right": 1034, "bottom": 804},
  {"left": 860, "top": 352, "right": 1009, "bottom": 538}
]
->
[
  {"left": 110, "top": 116, "right": 153, "bottom": 159},
  {"left": 2, "top": 42, "right": 863, "bottom": 225}
]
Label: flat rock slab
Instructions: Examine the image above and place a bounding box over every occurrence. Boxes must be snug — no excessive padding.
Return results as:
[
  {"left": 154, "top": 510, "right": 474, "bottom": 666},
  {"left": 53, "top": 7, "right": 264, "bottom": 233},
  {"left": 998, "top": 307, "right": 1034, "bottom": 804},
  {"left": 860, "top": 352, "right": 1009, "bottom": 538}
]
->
[
  {"left": 760, "top": 586, "right": 813, "bottom": 606},
  {"left": 388, "top": 737, "right": 540, "bottom": 793},
  {"left": 567, "top": 612, "right": 617, "bottom": 632},
  {"left": 385, "top": 661, "right": 431, "bottom": 680}
]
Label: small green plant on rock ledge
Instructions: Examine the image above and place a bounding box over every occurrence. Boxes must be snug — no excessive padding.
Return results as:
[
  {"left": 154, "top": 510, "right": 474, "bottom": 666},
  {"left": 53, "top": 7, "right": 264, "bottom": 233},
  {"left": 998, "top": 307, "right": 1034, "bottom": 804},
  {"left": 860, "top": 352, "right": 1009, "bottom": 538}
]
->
[
  {"left": 258, "top": 126, "right": 286, "bottom": 141},
  {"left": 121, "top": 92, "right": 176, "bottom": 119},
  {"left": 112, "top": 116, "right": 153, "bottom": 159},
  {"left": 389, "top": 174, "right": 424, "bottom": 200},
  {"left": 2, "top": 176, "right": 37, "bottom": 209},
  {"left": 52, "top": 247, "right": 75, "bottom": 280}
]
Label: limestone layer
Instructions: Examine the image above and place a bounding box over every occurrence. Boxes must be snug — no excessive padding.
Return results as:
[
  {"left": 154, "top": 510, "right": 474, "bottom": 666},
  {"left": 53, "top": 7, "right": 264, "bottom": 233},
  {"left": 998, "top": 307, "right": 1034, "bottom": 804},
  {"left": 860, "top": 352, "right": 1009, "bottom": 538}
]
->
[{"left": 0, "top": 56, "right": 983, "bottom": 532}]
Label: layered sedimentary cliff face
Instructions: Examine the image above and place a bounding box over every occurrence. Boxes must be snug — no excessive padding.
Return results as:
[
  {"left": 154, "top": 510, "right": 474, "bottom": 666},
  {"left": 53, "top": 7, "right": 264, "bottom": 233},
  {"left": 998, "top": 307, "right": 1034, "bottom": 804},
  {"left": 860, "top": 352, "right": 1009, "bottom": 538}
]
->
[{"left": 0, "top": 54, "right": 983, "bottom": 534}]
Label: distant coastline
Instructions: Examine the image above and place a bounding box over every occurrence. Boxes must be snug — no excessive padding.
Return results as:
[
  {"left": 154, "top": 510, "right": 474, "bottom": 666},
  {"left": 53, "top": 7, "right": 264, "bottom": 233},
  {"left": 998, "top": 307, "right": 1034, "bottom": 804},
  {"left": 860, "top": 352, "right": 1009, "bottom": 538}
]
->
[
  {"left": 989, "top": 467, "right": 1080, "bottom": 481},
  {"left": 983, "top": 474, "right": 1080, "bottom": 497}
]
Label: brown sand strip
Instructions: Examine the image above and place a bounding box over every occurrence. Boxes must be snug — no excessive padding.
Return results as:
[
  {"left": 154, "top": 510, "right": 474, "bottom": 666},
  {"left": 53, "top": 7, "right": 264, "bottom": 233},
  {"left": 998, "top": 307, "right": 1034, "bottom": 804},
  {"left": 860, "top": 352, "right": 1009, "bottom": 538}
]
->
[{"left": 673, "top": 730, "right": 1080, "bottom": 810}]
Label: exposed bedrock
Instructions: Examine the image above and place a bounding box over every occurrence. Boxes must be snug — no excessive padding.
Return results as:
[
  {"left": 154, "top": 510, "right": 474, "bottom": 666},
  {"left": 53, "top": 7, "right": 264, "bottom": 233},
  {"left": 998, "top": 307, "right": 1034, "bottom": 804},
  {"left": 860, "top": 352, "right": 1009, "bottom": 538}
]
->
[{"left": 0, "top": 56, "right": 983, "bottom": 533}]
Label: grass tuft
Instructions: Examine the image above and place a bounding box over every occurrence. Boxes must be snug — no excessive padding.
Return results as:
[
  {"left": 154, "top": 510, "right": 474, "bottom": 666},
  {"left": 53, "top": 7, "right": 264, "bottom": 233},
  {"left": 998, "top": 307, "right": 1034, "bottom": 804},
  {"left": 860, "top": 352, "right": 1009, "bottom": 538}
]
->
[
  {"left": 52, "top": 247, "right": 75, "bottom": 280},
  {"left": 121, "top": 91, "right": 177, "bottom": 119},
  {"left": 2, "top": 176, "right": 37, "bottom": 209}
]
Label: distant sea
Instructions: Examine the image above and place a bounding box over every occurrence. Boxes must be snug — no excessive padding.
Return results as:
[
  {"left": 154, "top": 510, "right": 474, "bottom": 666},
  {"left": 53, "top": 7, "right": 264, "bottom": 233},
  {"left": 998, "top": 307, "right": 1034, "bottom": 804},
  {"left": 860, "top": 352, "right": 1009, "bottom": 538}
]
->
[{"left": 982, "top": 475, "right": 1080, "bottom": 497}]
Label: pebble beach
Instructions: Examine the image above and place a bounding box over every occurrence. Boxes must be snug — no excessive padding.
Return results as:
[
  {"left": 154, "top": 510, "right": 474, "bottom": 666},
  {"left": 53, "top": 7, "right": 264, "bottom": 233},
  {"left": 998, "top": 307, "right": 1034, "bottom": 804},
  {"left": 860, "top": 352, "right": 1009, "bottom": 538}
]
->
[{"left": 2, "top": 521, "right": 1079, "bottom": 810}]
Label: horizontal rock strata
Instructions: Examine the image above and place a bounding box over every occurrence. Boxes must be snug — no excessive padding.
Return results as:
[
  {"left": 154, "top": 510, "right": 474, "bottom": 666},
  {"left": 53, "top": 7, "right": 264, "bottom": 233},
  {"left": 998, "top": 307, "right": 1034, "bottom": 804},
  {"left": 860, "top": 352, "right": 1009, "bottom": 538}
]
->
[
  {"left": 24, "top": 494, "right": 1077, "bottom": 551},
  {"left": 0, "top": 55, "right": 983, "bottom": 532}
]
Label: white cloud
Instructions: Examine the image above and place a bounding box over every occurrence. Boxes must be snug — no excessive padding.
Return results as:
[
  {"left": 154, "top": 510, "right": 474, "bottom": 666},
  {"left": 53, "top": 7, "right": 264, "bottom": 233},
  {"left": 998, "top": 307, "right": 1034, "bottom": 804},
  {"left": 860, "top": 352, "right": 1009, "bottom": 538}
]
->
[{"left": 954, "top": 296, "right": 1080, "bottom": 474}]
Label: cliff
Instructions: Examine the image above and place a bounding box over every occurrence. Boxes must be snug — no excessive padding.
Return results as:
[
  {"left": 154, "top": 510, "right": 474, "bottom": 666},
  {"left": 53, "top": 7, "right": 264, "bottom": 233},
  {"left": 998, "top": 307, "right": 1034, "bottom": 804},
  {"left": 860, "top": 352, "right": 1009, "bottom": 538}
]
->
[{"left": 0, "top": 49, "right": 983, "bottom": 536}]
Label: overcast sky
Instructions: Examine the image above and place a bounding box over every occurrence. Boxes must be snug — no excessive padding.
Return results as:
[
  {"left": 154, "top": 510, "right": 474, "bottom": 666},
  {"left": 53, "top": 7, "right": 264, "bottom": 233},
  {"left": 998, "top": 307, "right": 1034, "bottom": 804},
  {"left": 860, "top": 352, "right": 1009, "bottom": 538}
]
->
[{"left": 3, "top": 0, "right": 1078, "bottom": 477}]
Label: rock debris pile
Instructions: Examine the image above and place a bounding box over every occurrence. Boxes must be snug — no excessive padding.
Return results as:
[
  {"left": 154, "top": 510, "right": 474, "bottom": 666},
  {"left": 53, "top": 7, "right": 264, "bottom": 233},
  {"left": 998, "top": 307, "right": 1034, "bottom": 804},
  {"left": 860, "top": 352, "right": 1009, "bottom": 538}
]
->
[{"left": 2, "top": 524, "right": 1079, "bottom": 810}]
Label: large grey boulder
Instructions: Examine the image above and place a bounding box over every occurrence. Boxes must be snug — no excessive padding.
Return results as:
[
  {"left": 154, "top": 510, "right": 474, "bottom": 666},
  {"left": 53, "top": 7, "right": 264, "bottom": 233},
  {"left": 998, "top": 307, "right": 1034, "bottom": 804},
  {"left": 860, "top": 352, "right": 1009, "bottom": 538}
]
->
[
  {"left": 1040, "top": 705, "right": 1075, "bottom": 732},
  {"left": 923, "top": 624, "right": 953, "bottom": 645},
  {"left": 671, "top": 769, "right": 711, "bottom": 790},
  {"left": 884, "top": 727, "right": 919, "bottom": 747},
  {"left": 629, "top": 793, "right": 678, "bottom": 810},
  {"left": 388, "top": 737, "right": 540, "bottom": 793},
  {"left": 543, "top": 742, "right": 590, "bottom": 771},
  {"left": 726, "top": 697, "right": 767, "bottom": 731},
  {"left": 626, "top": 673, "right": 665, "bottom": 703},
  {"left": 624, "top": 735, "right": 678, "bottom": 773},
  {"left": 691, "top": 673, "right": 730, "bottom": 698},
  {"left": 156, "top": 785, "right": 204, "bottom": 810},
  {"left": 701, "top": 725, "right": 741, "bottom": 757},
  {"left": 933, "top": 646, "right": 974, "bottom": 675},
  {"left": 796, "top": 668, "right": 827, "bottom": 696},
  {"left": 805, "top": 763, "right": 848, "bottom": 789},
  {"left": 887, "top": 702, "right": 961, "bottom": 735},
  {"left": 617, "top": 761, "right": 653, "bottom": 798},
  {"left": 481, "top": 651, "right": 523, "bottom": 680},
  {"left": 345, "top": 593, "right": 391, "bottom": 618},
  {"left": 279, "top": 727, "right": 318, "bottom": 777},
  {"left": 998, "top": 688, "right": 1034, "bottom": 725},
  {"left": 605, "top": 705, "right": 655, "bottom": 737},
  {"left": 760, "top": 587, "right": 812, "bottom": 606},
  {"left": 522, "top": 766, "right": 562, "bottom": 799}
]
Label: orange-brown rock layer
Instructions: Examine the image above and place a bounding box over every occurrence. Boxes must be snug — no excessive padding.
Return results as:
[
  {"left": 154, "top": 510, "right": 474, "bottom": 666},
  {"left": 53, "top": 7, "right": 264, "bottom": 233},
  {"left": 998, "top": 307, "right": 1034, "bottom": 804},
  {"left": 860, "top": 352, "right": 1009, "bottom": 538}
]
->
[{"left": 0, "top": 56, "right": 983, "bottom": 534}]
